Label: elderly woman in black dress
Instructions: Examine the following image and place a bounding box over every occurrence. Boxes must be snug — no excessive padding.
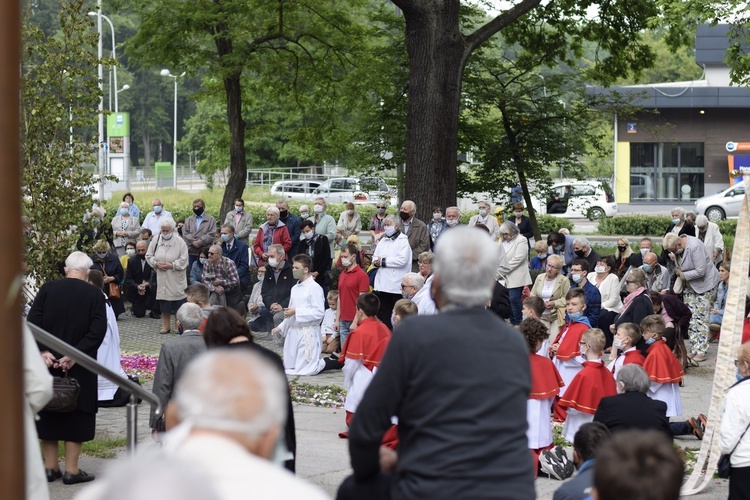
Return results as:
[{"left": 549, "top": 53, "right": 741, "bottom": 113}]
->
[
  {"left": 90, "top": 240, "right": 125, "bottom": 318},
  {"left": 28, "top": 251, "right": 107, "bottom": 484}
]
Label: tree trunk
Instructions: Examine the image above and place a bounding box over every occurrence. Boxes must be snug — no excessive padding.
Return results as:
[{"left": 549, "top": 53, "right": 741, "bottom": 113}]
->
[
  {"left": 402, "top": 7, "right": 467, "bottom": 220},
  {"left": 220, "top": 69, "right": 246, "bottom": 222}
]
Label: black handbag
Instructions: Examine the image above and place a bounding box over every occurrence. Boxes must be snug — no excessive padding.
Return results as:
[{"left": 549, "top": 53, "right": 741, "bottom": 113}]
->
[{"left": 45, "top": 373, "right": 80, "bottom": 412}]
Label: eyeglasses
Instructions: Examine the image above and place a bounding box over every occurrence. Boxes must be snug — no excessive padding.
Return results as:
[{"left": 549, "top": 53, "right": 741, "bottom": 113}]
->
[
  {"left": 736, "top": 360, "right": 744, "bottom": 367},
  {"left": 546, "top": 265, "right": 561, "bottom": 270},
  {"left": 376, "top": 205, "right": 385, "bottom": 209},
  {"left": 400, "top": 284, "right": 413, "bottom": 289},
  {"left": 207, "top": 252, "right": 216, "bottom": 255}
]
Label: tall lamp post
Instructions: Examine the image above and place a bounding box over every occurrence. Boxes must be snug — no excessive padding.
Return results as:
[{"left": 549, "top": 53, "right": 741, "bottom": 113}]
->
[
  {"left": 161, "top": 69, "right": 184, "bottom": 189},
  {"left": 92, "top": 1, "right": 104, "bottom": 200},
  {"left": 87, "top": 12, "right": 123, "bottom": 112}
]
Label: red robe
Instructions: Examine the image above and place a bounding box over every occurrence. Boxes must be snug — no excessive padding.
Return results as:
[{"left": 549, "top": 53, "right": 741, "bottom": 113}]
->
[
  {"left": 552, "top": 321, "right": 589, "bottom": 361},
  {"left": 530, "top": 354, "right": 564, "bottom": 400},
  {"left": 644, "top": 339, "right": 684, "bottom": 383},
  {"left": 743, "top": 318, "right": 750, "bottom": 345},
  {"left": 559, "top": 361, "right": 617, "bottom": 415},
  {"left": 611, "top": 348, "right": 646, "bottom": 374},
  {"left": 339, "top": 316, "right": 391, "bottom": 369}
]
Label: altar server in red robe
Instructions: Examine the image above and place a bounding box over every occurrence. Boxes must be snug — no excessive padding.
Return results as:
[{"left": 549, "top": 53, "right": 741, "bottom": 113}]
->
[
  {"left": 521, "top": 318, "right": 564, "bottom": 476},
  {"left": 559, "top": 328, "right": 617, "bottom": 443},
  {"left": 641, "top": 315, "right": 684, "bottom": 418},
  {"left": 608, "top": 322, "right": 645, "bottom": 379}
]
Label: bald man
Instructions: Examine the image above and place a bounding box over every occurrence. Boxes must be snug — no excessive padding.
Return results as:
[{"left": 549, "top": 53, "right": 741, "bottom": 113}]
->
[{"left": 125, "top": 240, "right": 158, "bottom": 318}]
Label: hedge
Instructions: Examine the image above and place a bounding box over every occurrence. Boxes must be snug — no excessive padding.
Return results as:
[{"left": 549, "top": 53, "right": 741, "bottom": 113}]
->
[{"left": 597, "top": 215, "right": 672, "bottom": 236}]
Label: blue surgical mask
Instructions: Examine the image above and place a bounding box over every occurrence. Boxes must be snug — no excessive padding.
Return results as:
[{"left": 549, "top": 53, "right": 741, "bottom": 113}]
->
[
  {"left": 199, "top": 257, "right": 207, "bottom": 265},
  {"left": 672, "top": 218, "right": 681, "bottom": 225},
  {"left": 391, "top": 314, "right": 397, "bottom": 327},
  {"left": 478, "top": 209, "right": 488, "bottom": 217},
  {"left": 646, "top": 337, "right": 656, "bottom": 345},
  {"left": 569, "top": 311, "right": 582, "bottom": 322},
  {"left": 95, "top": 252, "right": 107, "bottom": 259},
  {"left": 737, "top": 369, "right": 744, "bottom": 383},
  {"left": 153, "top": 205, "right": 163, "bottom": 214},
  {"left": 642, "top": 264, "right": 652, "bottom": 273},
  {"left": 300, "top": 213, "right": 309, "bottom": 219},
  {"left": 537, "top": 253, "right": 548, "bottom": 260},
  {"left": 119, "top": 208, "right": 129, "bottom": 216},
  {"left": 554, "top": 244, "right": 563, "bottom": 252},
  {"left": 221, "top": 233, "right": 229, "bottom": 242},
  {"left": 177, "top": 325, "right": 184, "bottom": 335},
  {"left": 235, "top": 205, "right": 243, "bottom": 213},
  {"left": 571, "top": 274, "right": 582, "bottom": 284}
]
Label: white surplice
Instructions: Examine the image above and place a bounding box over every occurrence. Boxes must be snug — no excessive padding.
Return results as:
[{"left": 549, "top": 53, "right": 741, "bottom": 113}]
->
[
  {"left": 648, "top": 381, "right": 683, "bottom": 418},
  {"left": 97, "top": 297, "right": 127, "bottom": 400},
  {"left": 277, "top": 277, "right": 326, "bottom": 375}
]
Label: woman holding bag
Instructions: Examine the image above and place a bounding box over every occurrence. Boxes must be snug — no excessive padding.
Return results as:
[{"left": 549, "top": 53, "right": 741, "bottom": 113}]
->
[{"left": 90, "top": 240, "right": 125, "bottom": 319}]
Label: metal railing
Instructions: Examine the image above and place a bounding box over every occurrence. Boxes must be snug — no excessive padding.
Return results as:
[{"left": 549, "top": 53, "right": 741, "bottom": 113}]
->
[{"left": 26, "top": 321, "right": 162, "bottom": 454}]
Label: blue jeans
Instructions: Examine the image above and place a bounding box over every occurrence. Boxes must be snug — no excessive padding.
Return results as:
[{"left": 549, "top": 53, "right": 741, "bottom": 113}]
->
[
  {"left": 339, "top": 320, "right": 352, "bottom": 348},
  {"left": 710, "top": 313, "right": 723, "bottom": 325},
  {"left": 508, "top": 287, "right": 523, "bottom": 326}
]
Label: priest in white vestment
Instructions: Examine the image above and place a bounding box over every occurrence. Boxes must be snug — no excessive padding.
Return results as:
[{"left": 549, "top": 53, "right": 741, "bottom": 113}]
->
[{"left": 272, "top": 254, "right": 326, "bottom": 375}]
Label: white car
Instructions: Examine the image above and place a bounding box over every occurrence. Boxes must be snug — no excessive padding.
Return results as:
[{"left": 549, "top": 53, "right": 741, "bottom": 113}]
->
[
  {"left": 530, "top": 180, "right": 617, "bottom": 220},
  {"left": 269, "top": 180, "right": 322, "bottom": 201},
  {"left": 312, "top": 177, "right": 398, "bottom": 205},
  {"left": 694, "top": 184, "right": 746, "bottom": 221}
]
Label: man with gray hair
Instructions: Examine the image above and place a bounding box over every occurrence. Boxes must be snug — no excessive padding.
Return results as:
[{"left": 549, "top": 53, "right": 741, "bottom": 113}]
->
[
  {"left": 572, "top": 236, "right": 601, "bottom": 272},
  {"left": 202, "top": 245, "right": 241, "bottom": 311},
  {"left": 694, "top": 214, "right": 724, "bottom": 264},
  {"left": 164, "top": 350, "right": 329, "bottom": 500},
  {"left": 150, "top": 302, "right": 206, "bottom": 431},
  {"left": 445, "top": 206, "right": 462, "bottom": 229},
  {"left": 399, "top": 200, "right": 430, "bottom": 272},
  {"left": 340, "top": 226, "right": 533, "bottom": 499}
]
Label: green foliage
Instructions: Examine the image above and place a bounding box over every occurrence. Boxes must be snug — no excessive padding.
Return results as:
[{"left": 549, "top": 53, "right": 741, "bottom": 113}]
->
[
  {"left": 22, "top": 0, "right": 101, "bottom": 285},
  {"left": 536, "top": 215, "right": 575, "bottom": 234},
  {"left": 597, "top": 215, "right": 672, "bottom": 236},
  {"left": 718, "top": 219, "right": 737, "bottom": 237}
]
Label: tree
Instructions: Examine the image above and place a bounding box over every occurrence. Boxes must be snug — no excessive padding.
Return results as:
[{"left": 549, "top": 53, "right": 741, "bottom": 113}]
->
[
  {"left": 391, "top": 0, "right": 664, "bottom": 219},
  {"left": 22, "top": 0, "right": 101, "bottom": 284},
  {"left": 127, "top": 0, "right": 369, "bottom": 220}
]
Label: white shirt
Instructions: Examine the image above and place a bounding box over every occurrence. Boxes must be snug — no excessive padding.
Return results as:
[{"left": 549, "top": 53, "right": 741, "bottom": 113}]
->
[
  {"left": 596, "top": 273, "right": 623, "bottom": 312},
  {"left": 720, "top": 379, "right": 750, "bottom": 467},
  {"left": 142, "top": 210, "right": 174, "bottom": 235},
  {"left": 373, "top": 231, "right": 412, "bottom": 294},
  {"left": 412, "top": 274, "right": 438, "bottom": 315}
]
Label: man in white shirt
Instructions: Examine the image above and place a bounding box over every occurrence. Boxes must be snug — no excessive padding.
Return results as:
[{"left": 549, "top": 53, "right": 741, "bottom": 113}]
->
[
  {"left": 141, "top": 199, "right": 173, "bottom": 236},
  {"left": 372, "top": 214, "right": 412, "bottom": 329}
]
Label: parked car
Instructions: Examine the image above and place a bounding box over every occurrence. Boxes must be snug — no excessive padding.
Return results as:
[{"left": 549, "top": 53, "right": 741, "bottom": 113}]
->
[
  {"left": 694, "top": 184, "right": 746, "bottom": 221},
  {"left": 269, "top": 179, "right": 322, "bottom": 201},
  {"left": 530, "top": 180, "right": 617, "bottom": 220},
  {"left": 312, "top": 177, "right": 398, "bottom": 205}
]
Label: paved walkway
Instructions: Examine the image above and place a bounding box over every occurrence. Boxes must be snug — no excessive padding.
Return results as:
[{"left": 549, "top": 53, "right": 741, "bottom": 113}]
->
[{"left": 49, "top": 313, "right": 728, "bottom": 499}]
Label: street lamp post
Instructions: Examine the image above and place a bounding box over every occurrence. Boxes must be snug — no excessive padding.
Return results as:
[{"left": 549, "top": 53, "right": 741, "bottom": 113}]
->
[
  {"left": 161, "top": 69, "right": 184, "bottom": 189},
  {"left": 88, "top": 12, "right": 122, "bottom": 112},
  {"left": 92, "top": 1, "right": 104, "bottom": 200}
]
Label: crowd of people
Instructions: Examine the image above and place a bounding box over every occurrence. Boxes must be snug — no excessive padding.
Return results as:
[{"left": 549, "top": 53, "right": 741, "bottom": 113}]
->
[{"left": 22, "top": 193, "right": 750, "bottom": 500}]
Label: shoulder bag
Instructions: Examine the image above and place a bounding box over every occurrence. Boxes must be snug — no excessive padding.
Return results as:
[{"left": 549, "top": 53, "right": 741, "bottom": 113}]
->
[{"left": 718, "top": 380, "right": 750, "bottom": 478}]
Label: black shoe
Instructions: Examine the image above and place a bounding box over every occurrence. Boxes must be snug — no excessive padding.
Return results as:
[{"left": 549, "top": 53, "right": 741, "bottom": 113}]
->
[
  {"left": 63, "top": 469, "right": 95, "bottom": 485},
  {"left": 45, "top": 468, "right": 62, "bottom": 482},
  {"left": 149, "top": 312, "right": 161, "bottom": 319},
  {"left": 329, "top": 352, "right": 339, "bottom": 361}
]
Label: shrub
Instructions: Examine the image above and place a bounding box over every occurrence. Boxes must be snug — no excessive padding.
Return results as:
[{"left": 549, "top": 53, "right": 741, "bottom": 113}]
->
[
  {"left": 718, "top": 219, "right": 737, "bottom": 237},
  {"left": 597, "top": 215, "right": 671, "bottom": 236},
  {"left": 535, "top": 215, "right": 574, "bottom": 234}
]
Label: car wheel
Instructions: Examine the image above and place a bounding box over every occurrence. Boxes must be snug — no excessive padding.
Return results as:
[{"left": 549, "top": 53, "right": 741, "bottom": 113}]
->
[
  {"left": 706, "top": 206, "right": 725, "bottom": 222},
  {"left": 588, "top": 207, "right": 605, "bottom": 221}
]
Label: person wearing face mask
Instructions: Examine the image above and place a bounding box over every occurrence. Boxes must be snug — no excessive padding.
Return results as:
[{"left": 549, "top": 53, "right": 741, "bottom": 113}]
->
[
  {"left": 610, "top": 269, "right": 653, "bottom": 351},
  {"left": 662, "top": 232, "right": 719, "bottom": 363},
  {"left": 694, "top": 214, "right": 724, "bottom": 265},
  {"left": 666, "top": 206, "right": 696, "bottom": 237},
  {"left": 612, "top": 237, "right": 633, "bottom": 279},
  {"left": 510, "top": 202, "right": 534, "bottom": 248},
  {"left": 557, "top": 328, "right": 617, "bottom": 446},
  {"left": 189, "top": 248, "right": 210, "bottom": 286},
  {"left": 628, "top": 237, "right": 653, "bottom": 268},
  {"left": 336, "top": 202, "right": 362, "bottom": 249},
  {"left": 297, "top": 219, "right": 332, "bottom": 296},
  {"left": 399, "top": 200, "right": 430, "bottom": 272},
  {"left": 125, "top": 240, "right": 158, "bottom": 318},
  {"left": 253, "top": 206, "right": 292, "bottom": 267},
  {"left": 369, "top": 202, "right": 389, "bottom": 249},
  {"left": 141, "top": 199, "right": 173, "bottom": 236},
  {"left": 222, "top": 198, "right": 253, "bottom": 247},
  {"left": 90, "top": 240, "right": 126, "bottom": 319},
  {"left": 371, "top": 214, "right": 412, "bottom": 329},
  {"left": 332, "top": 243, "right": 371, "bottom": 350},
  {"left": 146, "top": 218, "right": 189, "bottom": 334},
  {"left": 298, "top": 204, "right": 311, "bottom": 221},
  {"left": 426, "top": 206, "right": 447, "bottom": 251},
  {"left": 530, "top": 240, "right": 551, "bottom": 271},
  {"left": 569, "top": 259, "right": 601, "bottom": 330},
  {"left": 709, "top": 261, "right": 731, "bottom": 340},
  {"left": 270, "top": 254, "right": 327, "bottom": 375},
  {"left": 469, "top": 200, "right": 500, "bottom": 242},
  {"left": 248, "top": 244, "right": 295, "bottom": 334},
  {"left": 640, "top": 315, "right": 684, "bottom": 419},
  {"left": 550, "top": 288, "right": 591, "bottom": 395},
  {"left": 400, "top": 272, "right": 425, "bottom": 313},
  {"left": 275, "top": 199, "right": 300, "bottom": 257},
  {"left": 122, "top": 192, "right": 140, "bottom": 221},
  {"left": 202, "top": 245, "right": 242, "bottom": 314},
  {"left": 111, "top": 202, "right": 142, "bottom": 257},
  {"left": 119, "top": 241, "right": 137, "bottom": 272},
  {"left": 183, "top": 199, "right": 217, "bottom": 270},
  {"left": 547, "top": 231, "right": 577, "bottom": 274},
  {"left": 219, "top": 224, "right": 250, "bottom": 294},
  {"left": 607, "top": 323, "right": 645, "bottom": 380},
  {"left": 497, "top": 221, "right": 533, "bottom": 326},
  {"left": 312, "top": 197, "right": 337, "bottom": 259},
  {"left": 571, "top": 237, "right": 601, "bottom": 274},
  {"left": 622, "top": 251, "right": 671, "bottom": 296},
  {"left": 593, "top": 256, "right": 622, "bottom": 347},
  {"left": 719, "top": 342, "right": 750, "bottom": 498},
  {"left": 444, "top": 206, "right": 462, "bottom": 230}
]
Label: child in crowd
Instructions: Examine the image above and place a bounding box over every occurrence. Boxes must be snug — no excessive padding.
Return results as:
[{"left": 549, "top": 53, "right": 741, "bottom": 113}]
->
[
  {"left": 641, "top": 315, "right": 684, "bottom": 418},
  {"left": 551, "top": 288, "right": 591, "bottom": 388},
  {"left": 520, "top": 318, "right": 564, "bottom": 477},
  {"left": 522, "top": 296, "right": 547, "bottom": 354},
  {"left": 558, "top": 328, "right": 617, "bottom": 444},
  {"left": 608, "top": 322, "right": 645, "bottom": 378},
  {"left": 392, "top": 298, "right": 418, "bottom": 329},
  {"left": 321, "top": 290, "right": 340, "bottom": 354}
]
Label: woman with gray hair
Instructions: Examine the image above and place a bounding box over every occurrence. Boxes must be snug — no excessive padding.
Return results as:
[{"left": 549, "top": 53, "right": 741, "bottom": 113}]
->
[
  {"left": 611, "top": 268, "right": 653, "bottom": 342},
  {"left": 111, "top": 202, "right": 142, "bottom": 257},
  {"left": 468, "top": 200, "right": 500, "bottom": 241},
  {"left": 593, "top": 364, "right": 670, "bottom": 435},
  {"left": 313, "top": 197, "right": 336, "bottom": 258},
  {"left": 662, "top": 232, "right": 719, "bottom": 363},
  {"left": 146, "top": 218, "right": 189, "bottom": 334},
  {"left": 497, "top": 221, "right": 531, "bottom": 325},
  {"left": 252, "top": 206, "right": 291, "bottom": 266}
]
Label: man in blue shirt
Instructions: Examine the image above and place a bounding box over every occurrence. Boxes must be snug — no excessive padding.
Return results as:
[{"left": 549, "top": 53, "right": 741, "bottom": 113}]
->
[
  {"left": 570, "top": 259, "right": 601, "bottom": 328},
  {"left": 552, "top": 422, "right": 611, "bottom": 500},
  {"left": 277, "top": 199, "right": 301, "bottom": 258}
]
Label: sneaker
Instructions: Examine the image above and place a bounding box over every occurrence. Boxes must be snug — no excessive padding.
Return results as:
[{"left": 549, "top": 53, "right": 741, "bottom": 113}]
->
[
  {"left": 329, "top": 352, "right": 339, "bottom": 361},
  {"left": 698, "top": 414, "right": 707, "bottom": 432},
  {"left": 687, "top": 417, "right": 703, "bottom": 440},
  {"left": 540, "top": 446, "right": 574, "bottom": 480}
]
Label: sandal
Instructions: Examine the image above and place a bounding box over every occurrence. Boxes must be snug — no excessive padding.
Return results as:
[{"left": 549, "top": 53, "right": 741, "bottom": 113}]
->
[
  {"left": 692, "top": 354, "right": 707, "bottom": 362},
  {"left": 687, "top": 358, "right": 700, "bottom": 368},
  {"left": 158, "top": 329, "right": 171, "bottom": 335}
]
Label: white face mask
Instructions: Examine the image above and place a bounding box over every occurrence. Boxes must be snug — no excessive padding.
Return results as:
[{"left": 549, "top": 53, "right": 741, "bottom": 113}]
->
[
  {"left": 268, "top": 257, "right": 278, "bottom": 268},
  {"left": 341, "top": 258, "right": 352, "bottom": 268},
  {"left": 446, "top": 219, "right": 459, "bottom": 227},
  {"left": 313, "top": 204, "right": 324, "bottom": 214},
  {"left": 613, "top": 338, "right": 625, "bottom": 350},
  {"left": 162, "top": 232, "right": 173, "bottom": 240},
  {"left": 594, "top": 266, "right": 605, "bottom": 274},
  {"left": 303, "top": 231, "right": 313, "bottom": 240},
  {"left": 433, "top": 213, "right": 442, "bottom": 221},
  {"left": 126, "top": 248, "right": 136, "bottom": 256},
  {"left": 640, "top": 248, "right": 650, "bottom": 256},
  {"left": 346, "top": 209, "right": 355, "bottom": 216},
  {"left": 384, "top": 225, "right": 395, "bottom": 237},
  {"left": 514, "top": 211, "right": 523, "bottom": 217}
]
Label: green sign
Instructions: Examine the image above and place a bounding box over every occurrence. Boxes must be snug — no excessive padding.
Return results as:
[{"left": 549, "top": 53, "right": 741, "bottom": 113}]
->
[
  {"left": 107, "top": 112, "right": 130, "bottom": 137},
  {"left": 155, "top": 162, "right": 173, "bottom": 179}
]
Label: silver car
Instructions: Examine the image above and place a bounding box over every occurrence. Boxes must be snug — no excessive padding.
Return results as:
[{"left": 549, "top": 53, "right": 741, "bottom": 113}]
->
[{"left": 694, "top": 184, "right": 746, "bottom": 221}]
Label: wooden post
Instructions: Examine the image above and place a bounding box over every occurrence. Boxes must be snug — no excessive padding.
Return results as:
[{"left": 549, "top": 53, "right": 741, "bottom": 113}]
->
[{"left": 0, "top": 0, "right": 25, "bottom": 498}]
